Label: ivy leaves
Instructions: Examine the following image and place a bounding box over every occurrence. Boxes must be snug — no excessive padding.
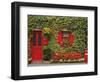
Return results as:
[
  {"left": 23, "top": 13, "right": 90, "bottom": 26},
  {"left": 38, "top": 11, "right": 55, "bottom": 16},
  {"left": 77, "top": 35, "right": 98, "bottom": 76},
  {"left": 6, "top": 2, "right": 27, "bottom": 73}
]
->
[{"left": 28, "top": 15, "right": 88, "bottom": 55}]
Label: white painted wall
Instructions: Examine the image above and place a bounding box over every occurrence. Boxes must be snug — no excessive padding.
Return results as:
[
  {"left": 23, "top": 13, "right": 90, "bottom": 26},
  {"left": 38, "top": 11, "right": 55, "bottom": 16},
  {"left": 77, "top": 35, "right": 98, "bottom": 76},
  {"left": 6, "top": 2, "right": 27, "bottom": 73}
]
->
[{"left": 0, "top": 0, "right": 99, "bottom": 82}]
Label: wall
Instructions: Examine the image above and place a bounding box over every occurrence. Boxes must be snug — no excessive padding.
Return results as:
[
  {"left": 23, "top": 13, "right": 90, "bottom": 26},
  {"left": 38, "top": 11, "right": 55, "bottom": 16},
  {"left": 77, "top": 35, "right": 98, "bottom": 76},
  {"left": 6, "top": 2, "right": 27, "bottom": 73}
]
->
[{"left": 0, "top": 0, "right": 99, "bottom": 82}]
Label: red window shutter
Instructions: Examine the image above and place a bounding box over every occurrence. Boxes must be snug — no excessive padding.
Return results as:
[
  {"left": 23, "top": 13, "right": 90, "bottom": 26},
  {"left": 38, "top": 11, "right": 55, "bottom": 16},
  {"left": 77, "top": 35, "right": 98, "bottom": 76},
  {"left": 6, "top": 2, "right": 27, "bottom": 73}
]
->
[{"left": 57, "top": 31, "right": 63, "bottom": 46}]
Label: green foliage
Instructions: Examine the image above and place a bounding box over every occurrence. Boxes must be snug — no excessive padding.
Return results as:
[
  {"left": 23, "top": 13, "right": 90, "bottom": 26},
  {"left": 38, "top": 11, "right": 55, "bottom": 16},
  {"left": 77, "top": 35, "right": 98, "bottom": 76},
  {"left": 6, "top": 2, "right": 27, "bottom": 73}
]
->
[
  {"left": 28, "top": 15, "right": 88, "bottom": 57},
  {"left": 44, "top": 33, "right": 52, "bottom": 41},
  {"left": 43, "top": 48, "right": 54, "bottom": 61}
]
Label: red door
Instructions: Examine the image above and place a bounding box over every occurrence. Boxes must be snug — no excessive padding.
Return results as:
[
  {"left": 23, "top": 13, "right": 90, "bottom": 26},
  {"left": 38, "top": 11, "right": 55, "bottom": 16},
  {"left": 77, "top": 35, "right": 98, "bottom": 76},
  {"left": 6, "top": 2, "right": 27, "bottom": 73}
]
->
[{"left": 32, "top": 31, "right": 43, "bottom": 63}]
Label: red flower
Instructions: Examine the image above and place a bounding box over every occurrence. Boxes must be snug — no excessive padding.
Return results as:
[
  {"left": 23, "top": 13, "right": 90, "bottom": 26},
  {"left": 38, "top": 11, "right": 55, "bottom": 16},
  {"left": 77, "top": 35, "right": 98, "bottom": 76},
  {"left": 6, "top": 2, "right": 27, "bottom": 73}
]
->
[{"left": 52, "top": 52, "right": 82, "bottom": 61}]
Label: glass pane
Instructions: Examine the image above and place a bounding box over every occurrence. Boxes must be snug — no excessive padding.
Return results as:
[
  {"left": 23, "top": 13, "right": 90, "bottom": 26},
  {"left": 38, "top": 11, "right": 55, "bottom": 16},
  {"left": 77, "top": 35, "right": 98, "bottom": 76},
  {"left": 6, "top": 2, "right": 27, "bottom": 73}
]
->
[
  {"left": 38, "top": 32, "right": 41, "bottom": 46},
  {"left": 33, "top": 32, "right": 36, "bottom": 46}
]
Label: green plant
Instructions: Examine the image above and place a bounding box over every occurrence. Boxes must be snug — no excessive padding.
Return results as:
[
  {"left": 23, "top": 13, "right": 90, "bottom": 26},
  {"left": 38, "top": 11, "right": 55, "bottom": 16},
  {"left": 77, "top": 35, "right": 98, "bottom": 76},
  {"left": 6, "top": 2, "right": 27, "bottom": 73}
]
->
[
  {"left": 43, "top": 48, "right": 54, "bottom": 61},
  {"left": 44, "top": 33, "right": 51, "bottom": 41},
  {"left": 28, "top": 15, "right": 88, "bottom": 56}
]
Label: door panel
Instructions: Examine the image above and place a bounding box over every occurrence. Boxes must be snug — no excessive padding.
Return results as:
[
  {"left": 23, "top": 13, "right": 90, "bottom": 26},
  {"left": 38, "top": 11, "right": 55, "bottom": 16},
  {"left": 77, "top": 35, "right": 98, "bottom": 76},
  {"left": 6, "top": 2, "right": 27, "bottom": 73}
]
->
[{"left": 32, "top": 31, "right": 42, "bottom": 63}]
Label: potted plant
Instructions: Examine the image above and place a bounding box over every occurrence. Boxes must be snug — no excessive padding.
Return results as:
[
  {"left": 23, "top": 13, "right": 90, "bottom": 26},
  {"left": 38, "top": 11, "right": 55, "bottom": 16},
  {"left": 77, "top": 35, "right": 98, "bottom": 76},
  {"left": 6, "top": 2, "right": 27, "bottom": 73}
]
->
[{"left": 43, "top": 48, "right": 54, "bottom": 63}]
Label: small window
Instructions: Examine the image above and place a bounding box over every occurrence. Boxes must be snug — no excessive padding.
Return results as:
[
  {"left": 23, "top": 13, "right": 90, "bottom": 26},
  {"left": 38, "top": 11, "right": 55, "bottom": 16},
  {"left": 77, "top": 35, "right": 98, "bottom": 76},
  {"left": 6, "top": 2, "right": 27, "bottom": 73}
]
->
[{"left": 62, "top": 31, "right": 70, "bottom": 38}]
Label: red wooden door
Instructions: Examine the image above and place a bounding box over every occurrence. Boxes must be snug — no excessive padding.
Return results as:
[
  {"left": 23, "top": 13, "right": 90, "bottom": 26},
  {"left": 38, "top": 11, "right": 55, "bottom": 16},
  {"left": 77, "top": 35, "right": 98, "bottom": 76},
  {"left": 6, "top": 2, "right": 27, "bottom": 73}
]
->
[{"left": 32, "top": 31, "right": 42, "bottom": 63}]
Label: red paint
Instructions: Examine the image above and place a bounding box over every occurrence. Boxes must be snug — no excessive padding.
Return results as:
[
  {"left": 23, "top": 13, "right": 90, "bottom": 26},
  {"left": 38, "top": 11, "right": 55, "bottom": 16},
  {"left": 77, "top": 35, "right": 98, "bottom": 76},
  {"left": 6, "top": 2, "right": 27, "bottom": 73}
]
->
[
  {"left": 31, "top": 31, "right": 42, "bottom": 63},
  {"left": 84, "top": 49, "right": 88, "bottom": 63}
]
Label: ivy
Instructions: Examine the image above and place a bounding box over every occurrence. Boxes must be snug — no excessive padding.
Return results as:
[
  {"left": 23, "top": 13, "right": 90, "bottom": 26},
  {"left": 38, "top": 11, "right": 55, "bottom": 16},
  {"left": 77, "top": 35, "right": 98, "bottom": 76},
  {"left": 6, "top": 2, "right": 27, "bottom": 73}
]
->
[{"left": 28, "top": 15, "right": 88, "bottom": 59}]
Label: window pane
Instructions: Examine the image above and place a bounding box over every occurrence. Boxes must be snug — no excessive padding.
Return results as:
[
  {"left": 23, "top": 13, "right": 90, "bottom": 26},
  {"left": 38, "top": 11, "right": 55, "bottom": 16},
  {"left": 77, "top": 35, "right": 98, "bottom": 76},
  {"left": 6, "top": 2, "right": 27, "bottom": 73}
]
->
[
  {"left": 38, "top": 32, "right": 41, "bottom": 46},
  {"left": 33, "top": 32, "right": 36, "bottom": 46}
]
